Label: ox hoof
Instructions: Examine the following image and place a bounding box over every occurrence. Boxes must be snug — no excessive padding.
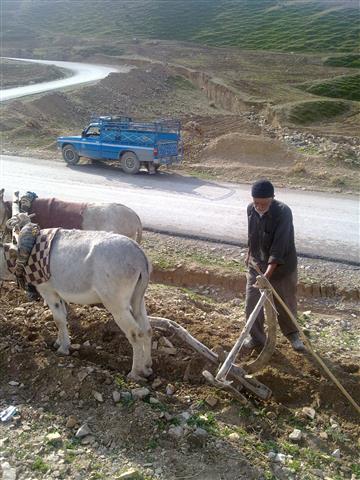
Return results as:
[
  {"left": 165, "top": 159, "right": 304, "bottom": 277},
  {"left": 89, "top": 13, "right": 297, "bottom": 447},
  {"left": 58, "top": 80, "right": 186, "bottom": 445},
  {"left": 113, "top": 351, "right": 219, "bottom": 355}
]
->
[
  {"left": 127, "top": 371, "right": 149, "bottom": 383},
  {"left": 56, "top": 346, "right": 70, "bottom": 356}
]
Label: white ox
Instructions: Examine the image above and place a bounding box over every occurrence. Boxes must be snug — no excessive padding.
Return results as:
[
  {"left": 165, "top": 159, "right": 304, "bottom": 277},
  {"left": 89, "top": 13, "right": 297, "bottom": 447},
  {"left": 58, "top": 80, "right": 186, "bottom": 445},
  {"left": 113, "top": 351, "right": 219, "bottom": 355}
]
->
[
  {"left": 0, "top": 189, "right": 142, "bottom": 243},
  {"left": 0, "top": 229, "right": 153, "bottom": 381}
]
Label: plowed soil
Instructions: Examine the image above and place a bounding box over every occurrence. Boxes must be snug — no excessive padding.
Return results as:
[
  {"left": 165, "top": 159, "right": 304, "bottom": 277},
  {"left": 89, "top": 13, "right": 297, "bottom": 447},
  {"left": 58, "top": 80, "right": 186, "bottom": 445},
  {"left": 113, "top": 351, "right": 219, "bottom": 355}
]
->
[{"left": 0, "top": 274, "right": 359, "bottom": 480}]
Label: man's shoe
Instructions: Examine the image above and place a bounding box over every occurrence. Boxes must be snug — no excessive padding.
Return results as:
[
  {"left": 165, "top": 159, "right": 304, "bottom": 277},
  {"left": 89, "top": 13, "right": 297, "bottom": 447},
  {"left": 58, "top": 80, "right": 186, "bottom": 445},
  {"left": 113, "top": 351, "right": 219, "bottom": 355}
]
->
[
  {"left": 242, "top": 335, "right": 263, "bottom": 351},
  {"left": 287, "top": 332, "right": 305, "bottom": 352}
]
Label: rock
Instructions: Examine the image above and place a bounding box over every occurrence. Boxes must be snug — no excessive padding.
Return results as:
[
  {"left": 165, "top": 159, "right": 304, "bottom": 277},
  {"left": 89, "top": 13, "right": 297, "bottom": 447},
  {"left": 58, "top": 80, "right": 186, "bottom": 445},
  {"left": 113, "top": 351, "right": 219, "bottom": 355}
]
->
[
  {"left": 8, "top": 381, "right": 19, "bottom": 386},
  {"left": 168, "top": 426, "right": 184, "bottom": 438},
  {"left": 332, "top": 449, "right": 341, "bottom": 458},
  {"left": 1, "top": 462, "right": 16, "bottom": 480},
  {"left": 71, "top": 344, "right": 81, "bottom": 351},
  {"left": 274, "top": 453, "right": 287, "bottom": 464},
  {"left": 75, "top": 424, "right": 91, "bottom": 438},
  {"left": 65, "top": 416, "right": 78, "bottom": 429},
  {"left": 312, "top": 469, "right": 324, "bottom": 478},
  {"left": 83, "top": 340, "right": 90, "bottom": 347},
  {"left": 302, "top": 407, "right": 316, "bottom": 420},
  {"left": 151, "top": 378, "right": 162, "bottom": 389},
  {"left": 81, "top": 435, "right": 95, "bottom": 445},
  {"left": 92, "top": 391, "right": 103, "bottom": 403},
  {"left": 160, "top": 347, "right": 177, "bottom": 355},
  {"left": 119, "top": 469, "right": 143, "bottom": 479},
  {"left": 228, "top": 432, "right": 240, "bottom": 441},
  {"left": 46, "top": 432, "right": 62, "bottom": 446},
  {"left": 77, "top": 370, "right": 89, "bottom": 382},
  {"left": 205, "top": 396, "right": 218, "bottom": 407},
  {"left": 179, "top": 411, "right": 191, "bottom": 422},
  {"left": 319, "top": 431, "right": 328, "bottom": 440},
  {"left": 289, "top": 429, "right": 302, "bottom": 442},
  {"left": 187, "top": 427, "right": 208, "bottom": 447},
  {"left": 131, "top": 387, "right": 150, "bottom": 400},
  {"left": 166, "top": 384, "right": 176, "bottom": 395},
  {"left": 121, "top": 391, "right": 132, "bottom": 402},
  {"left": 149, "top": 397, "right": 160, "bottom": 405},
  {"left": 112, "top": 391, "right": 121, "bottom": 403}
]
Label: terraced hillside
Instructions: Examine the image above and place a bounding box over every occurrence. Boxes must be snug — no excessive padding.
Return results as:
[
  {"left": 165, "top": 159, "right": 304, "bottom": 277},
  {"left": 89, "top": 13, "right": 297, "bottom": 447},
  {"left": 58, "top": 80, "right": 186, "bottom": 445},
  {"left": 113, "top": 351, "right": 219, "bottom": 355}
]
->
[
  {"left": 2, "top": 0, "right": 359, "bottom": 53},
  {"left": 297, "top": 74, "right": 360, "bottom": 101}
]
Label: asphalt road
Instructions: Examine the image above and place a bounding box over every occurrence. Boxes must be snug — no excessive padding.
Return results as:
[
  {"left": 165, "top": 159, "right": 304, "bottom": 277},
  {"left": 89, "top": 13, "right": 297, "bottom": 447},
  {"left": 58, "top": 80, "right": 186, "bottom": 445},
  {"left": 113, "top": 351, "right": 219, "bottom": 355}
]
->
[{"left": 1, "top": 155, "right": 359, "bottom": 264}]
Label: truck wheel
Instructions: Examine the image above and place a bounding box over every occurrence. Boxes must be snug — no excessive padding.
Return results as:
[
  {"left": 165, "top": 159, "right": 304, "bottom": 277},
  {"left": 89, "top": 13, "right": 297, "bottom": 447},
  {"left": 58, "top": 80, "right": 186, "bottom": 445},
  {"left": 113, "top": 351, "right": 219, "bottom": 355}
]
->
[
  {"left": 62, "top": 145, "right": 80, "bottom": 165},
  {"left": 121, "top": 152, "right": 140, "bottom": 174}
]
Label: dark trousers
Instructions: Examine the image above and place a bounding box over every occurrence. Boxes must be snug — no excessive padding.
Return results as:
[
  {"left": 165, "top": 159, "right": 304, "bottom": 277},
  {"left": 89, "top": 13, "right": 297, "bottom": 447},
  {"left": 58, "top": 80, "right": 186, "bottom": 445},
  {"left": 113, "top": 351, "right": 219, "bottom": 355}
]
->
[{"left": 245, "top": 268, "right": 298, "bottom": 345}]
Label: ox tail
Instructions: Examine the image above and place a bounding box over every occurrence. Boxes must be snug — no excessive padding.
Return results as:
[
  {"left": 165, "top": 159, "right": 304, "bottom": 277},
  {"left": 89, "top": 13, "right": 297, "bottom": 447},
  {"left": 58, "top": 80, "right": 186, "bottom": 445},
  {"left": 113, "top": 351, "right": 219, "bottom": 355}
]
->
[{"left": 131, "top": 249, "right": 151, "bottom": 319}]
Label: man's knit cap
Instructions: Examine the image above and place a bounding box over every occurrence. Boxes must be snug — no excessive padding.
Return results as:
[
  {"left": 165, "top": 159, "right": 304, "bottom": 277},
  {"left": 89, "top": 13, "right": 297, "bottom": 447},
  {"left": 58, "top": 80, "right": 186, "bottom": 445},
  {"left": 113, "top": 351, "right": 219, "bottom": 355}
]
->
[{"left": 251, "top": 179, "right": 274, "bottom": 198}]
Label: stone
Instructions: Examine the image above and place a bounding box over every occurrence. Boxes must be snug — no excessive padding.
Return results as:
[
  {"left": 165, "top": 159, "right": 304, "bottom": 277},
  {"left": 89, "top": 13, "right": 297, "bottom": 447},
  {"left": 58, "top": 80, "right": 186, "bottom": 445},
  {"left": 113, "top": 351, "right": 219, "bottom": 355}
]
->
[
  {"left": 319, "top": 431, "right": 328, "bottom": 440},
  {"left": 77, "top": 370, "right": 89, "bottom": 382},
  {"left": 119, "top": 469, "right": 143, "bottom": 479},
  {"left": 71, "top": 344, "right": 81, "bottom": 351},
  {"left": 152, "top": 378, "right": 163, "bottom": 389},
  {"left": 75, "top": 424, "right": 91, "bottom": 438},
  {"left": 65, "top": 416, "right": 78, "bottom": 429},
  {"left": 331, "top": 449, "right": 341, "bottom": 458},
  {"left": 289, "top": 429, "right": 302, "bottom": 442},
  {"left": 45, "top": 432, "right": 61, "bottom": 442},
  {"left": 205, "top": 396, "right": 218, "bottom": 407},
  {"left": 149, "top": 397, "right": 160, "bottom": 405},
  {"left": 112, "top": 391, "right": 121, "bottom": 403},
  {"left": 131, "top": 387, "right": 150, "bottom": 400},
  {"left": 168, "top": 426, "right": 184, "bottom": 438},
  {"left": 92, "top": 391, "right": 103, "bottom": 403},
  {"left": 83, "top": 340, "right": 90, "bottom": 347},
  {"left": 228, "top": 432, "right": 240, "bottom": 441},
  {"left": 1, "top": 462, "right": 16, "bottom": 480},
  {"left": 8, "top": 381, "right": 19, "bottom": 387},
  {"left": 302, "top": 407, "right": 316, "bottom": 420},
  {"left": 166, "top": 384, "right": 176, "bottom": 395},
  {"left": 81, "top": 435, "right": 95, "bottom": 445},
  {"left": 160, "top": 347, "right": 177, "bottom": 355},
  {"left": 121, "top": 391, "right": 132, "bottom": 402}
]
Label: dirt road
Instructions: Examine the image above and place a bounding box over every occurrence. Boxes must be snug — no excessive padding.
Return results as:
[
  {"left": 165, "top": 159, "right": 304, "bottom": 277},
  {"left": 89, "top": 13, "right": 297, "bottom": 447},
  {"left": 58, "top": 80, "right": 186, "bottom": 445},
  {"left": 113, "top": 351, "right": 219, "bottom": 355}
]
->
[
  {"left": 0, "top": 57, "right": 126, "bottom": 102},
  {"left": 1, "top": 154, "right": 359, "bottom": 263}
]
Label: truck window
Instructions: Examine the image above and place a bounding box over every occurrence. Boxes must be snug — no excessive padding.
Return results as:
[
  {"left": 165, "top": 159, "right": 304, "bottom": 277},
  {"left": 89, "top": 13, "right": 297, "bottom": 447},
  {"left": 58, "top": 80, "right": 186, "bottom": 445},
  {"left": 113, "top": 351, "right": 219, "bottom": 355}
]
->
[{"left": 85, "top": 126, "right": 100, "bottom": 137}]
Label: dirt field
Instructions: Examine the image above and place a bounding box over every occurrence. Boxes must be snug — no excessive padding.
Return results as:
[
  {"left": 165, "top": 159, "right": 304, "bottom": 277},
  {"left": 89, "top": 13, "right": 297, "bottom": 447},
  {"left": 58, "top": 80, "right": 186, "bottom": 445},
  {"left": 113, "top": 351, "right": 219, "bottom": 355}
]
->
[{"left": 0, "top": 233, "right": 359, "bottom": 480}]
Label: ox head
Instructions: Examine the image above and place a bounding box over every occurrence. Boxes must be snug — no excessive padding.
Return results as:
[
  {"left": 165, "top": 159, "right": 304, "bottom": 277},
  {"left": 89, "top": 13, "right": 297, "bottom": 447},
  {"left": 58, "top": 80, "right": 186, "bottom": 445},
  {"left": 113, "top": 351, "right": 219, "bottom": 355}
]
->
[{"left": 0, "top": 239, "right": 17, "bottom": 282}]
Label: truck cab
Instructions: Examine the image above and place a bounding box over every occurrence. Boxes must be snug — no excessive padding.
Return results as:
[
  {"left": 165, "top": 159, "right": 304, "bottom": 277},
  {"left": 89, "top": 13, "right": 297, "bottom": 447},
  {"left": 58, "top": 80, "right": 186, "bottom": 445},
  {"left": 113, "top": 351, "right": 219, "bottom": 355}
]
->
[{"left": 57, "top": 116, "right": 182, "bottom": 174}]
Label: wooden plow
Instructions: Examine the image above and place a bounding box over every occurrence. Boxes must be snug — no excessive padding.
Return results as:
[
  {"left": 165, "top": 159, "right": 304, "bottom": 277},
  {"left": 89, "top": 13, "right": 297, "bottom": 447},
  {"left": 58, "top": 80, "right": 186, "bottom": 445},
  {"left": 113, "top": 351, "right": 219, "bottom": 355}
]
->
[{"left": 149, "top": 277, "right": 278, "bottom": 404}]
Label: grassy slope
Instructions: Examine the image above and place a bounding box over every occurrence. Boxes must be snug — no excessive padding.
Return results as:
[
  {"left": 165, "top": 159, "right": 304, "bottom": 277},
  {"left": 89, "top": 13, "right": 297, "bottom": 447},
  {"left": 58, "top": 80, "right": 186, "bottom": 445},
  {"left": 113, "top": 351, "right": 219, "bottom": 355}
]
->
[
  {"left": 297, "top": 74, "right": 360, "bottom": 101},
  {"left": 2, "top": 0, "right": 359, "bottom": 53}
]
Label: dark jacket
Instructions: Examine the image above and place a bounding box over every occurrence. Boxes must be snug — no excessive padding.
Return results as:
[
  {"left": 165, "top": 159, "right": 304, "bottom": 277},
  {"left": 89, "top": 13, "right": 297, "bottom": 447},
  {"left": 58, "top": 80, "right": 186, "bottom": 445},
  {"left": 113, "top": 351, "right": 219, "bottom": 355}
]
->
[{"left": 247, "top": 199, "right": 297, "bottom": 278}]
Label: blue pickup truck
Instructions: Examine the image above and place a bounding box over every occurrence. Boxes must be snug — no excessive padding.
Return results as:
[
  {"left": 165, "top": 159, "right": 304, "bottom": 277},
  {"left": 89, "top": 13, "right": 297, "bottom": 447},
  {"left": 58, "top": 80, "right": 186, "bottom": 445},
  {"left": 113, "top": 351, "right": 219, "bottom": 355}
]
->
[{"left": 57, "top": 116, "right": 182, "bottom": 174}]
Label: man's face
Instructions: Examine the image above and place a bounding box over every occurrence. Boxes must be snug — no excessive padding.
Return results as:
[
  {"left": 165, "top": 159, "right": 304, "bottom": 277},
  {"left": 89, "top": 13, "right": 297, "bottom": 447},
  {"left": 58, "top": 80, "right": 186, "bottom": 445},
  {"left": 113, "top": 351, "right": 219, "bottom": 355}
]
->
[{"left": 253, "top": 197, "right": 273, "bottom": 215}]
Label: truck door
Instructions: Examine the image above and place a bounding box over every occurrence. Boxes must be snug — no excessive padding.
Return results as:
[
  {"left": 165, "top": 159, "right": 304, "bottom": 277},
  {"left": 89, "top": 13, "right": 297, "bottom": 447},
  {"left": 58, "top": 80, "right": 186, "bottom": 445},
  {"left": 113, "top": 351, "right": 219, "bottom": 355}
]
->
[{"left": 80, "top": 125, "right": 102, "bottom": 159}]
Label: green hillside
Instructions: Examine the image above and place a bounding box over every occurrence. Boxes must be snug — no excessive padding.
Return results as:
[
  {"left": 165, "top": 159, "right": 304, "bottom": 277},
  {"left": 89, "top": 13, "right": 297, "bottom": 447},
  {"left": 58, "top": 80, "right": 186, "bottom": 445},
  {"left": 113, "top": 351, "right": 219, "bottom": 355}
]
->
[
  {"left": 2, "top": 0, "right": 359, "bottom": 53},
  {"left": 298, "top": 74, "right": 360, "bottom": 101}
]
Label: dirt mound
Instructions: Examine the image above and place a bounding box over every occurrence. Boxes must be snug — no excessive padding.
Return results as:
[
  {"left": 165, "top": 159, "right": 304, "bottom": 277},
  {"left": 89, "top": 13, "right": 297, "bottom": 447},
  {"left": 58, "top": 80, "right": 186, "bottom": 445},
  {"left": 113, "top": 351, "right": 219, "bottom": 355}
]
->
[{"left": 201, "top": 132, "right": 296, "bottom": 167}]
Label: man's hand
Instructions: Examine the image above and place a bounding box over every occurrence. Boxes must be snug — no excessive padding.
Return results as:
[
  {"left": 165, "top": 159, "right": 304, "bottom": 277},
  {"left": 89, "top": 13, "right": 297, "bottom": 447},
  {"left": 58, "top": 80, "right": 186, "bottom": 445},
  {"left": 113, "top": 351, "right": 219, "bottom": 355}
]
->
[{"left": 264, "top": 263, "right": 277, "bottom": 279}]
